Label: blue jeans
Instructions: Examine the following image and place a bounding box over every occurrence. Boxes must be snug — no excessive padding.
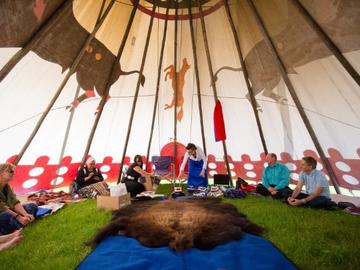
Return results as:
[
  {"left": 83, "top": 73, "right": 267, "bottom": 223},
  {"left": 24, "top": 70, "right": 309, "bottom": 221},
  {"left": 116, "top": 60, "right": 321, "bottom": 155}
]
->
[
  {"left": 294, "top": 193, "right": 334, "bottom": 209},
  {"left": 0, "top": 203, "right": 38, "bottom": 235}
]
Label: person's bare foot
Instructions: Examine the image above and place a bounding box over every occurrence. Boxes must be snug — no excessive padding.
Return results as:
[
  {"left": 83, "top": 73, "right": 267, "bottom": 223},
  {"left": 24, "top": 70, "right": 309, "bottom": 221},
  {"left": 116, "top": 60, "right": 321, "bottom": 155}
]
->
[
  {"left": 0, "top": 235, "right": 23, "bottom": 251},
  {"left": 0, "top": 230, "right": 22, "bottom": 244}
]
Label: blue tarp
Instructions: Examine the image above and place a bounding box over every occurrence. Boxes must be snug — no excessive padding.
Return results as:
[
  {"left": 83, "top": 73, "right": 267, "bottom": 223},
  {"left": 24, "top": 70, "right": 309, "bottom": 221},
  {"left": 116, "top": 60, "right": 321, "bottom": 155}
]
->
[{"left": 77, "top": 234, "right": 296, "bottom": 270}]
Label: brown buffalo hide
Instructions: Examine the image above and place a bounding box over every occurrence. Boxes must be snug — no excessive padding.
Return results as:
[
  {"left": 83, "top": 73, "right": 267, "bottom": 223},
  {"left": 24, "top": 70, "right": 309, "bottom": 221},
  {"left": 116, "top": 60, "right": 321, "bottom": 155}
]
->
[{"left": 89, "top": 198, "right": 263, "bottom": 252}]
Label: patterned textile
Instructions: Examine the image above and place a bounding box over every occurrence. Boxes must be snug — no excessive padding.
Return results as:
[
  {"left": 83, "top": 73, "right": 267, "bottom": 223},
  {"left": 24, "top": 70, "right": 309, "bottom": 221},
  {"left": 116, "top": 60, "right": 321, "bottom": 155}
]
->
[
  {"left": 189, "top": 186, "right": 224, "bottom": 198},
  {"left": 91, "top": 182, "right": 110, "bottom": 196},
  {"left": 27, "top": 191, "right": 72, "bottom": 205},
  {"left": 78, "top": 182, "right": 109, "bottom": 198}
]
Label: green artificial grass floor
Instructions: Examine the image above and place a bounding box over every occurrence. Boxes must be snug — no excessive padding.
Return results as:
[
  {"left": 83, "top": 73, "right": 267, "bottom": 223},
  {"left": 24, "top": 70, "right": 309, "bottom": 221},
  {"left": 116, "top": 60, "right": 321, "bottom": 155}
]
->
[{"left": 0, "top": 184, "right": 359, "bottom": 270}]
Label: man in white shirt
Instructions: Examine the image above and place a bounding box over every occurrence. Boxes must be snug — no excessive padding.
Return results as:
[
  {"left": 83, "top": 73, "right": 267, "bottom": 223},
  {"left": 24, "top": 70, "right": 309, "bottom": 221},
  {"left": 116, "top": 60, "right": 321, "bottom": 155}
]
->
[{"left": 178, "top": 143, "right": 208, "bottom": 189}]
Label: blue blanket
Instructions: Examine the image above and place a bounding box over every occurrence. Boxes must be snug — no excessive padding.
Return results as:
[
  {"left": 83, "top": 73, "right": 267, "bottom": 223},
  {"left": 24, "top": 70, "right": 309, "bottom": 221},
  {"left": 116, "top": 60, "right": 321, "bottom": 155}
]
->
[
  {"left": 35, "top": 207, "right": 52, "bottom": 218},
  {"left": 77, "top": 234, "right": 296, "bottom": 270}
]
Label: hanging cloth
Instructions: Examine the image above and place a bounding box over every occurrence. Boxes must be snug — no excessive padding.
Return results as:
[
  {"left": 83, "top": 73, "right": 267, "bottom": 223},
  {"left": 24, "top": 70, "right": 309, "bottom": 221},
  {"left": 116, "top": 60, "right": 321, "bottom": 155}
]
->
[{"left": 214, "top": 100, "right": 227, "bottom": 142}]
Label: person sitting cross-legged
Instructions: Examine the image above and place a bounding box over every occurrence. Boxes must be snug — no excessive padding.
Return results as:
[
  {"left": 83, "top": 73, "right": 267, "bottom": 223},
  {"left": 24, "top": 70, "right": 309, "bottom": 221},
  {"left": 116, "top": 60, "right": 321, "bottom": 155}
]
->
[
  {"left": 256, "top": 153, "right": 291, "bottom": 199},
  {"left": 122, "top": 155, "right": 159, "bottom": 197},
  {"left": 287, "top": 156, "right": 336, "bottom": 209},
  {"left": 75, "top": 157, "right": 111, "bottom": 198},
  {"left": 0, "top": 163, "right": 38, "bottom": 235}
]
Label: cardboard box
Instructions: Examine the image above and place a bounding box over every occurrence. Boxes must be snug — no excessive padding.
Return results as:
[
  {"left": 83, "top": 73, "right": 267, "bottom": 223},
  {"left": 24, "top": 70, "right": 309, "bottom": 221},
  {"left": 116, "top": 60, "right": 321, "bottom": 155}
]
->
[{"left": 97, "top": 193, "right": 131, "bottom": 211}]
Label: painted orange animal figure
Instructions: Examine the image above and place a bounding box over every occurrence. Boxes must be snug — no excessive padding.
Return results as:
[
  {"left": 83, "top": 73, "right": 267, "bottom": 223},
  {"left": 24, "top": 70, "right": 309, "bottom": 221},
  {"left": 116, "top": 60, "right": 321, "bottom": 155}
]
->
[{"left": 164, "top": 58, "right": 190, "bottom": 122}]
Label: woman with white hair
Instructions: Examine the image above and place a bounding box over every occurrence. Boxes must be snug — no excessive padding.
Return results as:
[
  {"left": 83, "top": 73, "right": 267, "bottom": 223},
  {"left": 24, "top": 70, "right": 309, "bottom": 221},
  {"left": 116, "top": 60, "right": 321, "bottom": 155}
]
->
[{"left": 75, "top": 157, "right": 105, "bottom": 198}]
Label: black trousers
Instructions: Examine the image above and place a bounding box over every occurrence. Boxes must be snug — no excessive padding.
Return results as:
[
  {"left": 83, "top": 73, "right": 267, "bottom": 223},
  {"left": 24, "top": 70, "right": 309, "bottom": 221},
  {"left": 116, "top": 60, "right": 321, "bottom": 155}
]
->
[
  {"left": 256, "top": 184, "right": 292, "bottom": 199},
  {"left": 124, "top": 180, "right": 145, "bottom": 197}
]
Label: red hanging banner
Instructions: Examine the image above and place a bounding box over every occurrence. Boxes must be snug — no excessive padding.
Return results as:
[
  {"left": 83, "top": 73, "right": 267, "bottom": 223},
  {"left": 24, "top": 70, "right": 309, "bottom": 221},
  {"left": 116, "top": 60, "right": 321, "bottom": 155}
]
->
[{"left": 214, "top": 100, "right": 227, "bottom": 142}]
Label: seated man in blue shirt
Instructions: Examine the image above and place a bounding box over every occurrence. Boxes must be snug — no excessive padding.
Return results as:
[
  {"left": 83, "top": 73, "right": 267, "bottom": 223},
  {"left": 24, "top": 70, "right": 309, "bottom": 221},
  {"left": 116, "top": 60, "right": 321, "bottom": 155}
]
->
[
  {"left": 256, "top": 153, "right": 291, "bottom": 199},
  {"left": 287, "top": 156, "right": 335, "bottom": 209}
]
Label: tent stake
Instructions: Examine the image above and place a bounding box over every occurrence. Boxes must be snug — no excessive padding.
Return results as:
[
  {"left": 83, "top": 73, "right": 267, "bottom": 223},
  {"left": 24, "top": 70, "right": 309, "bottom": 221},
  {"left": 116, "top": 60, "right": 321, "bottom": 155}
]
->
[
  {"left": 188, "top": 1, "right": 207, "bottom": 156},
  {"left": 145, "top": 7, "right": 170, "bottom": 172},
  {"left": 117, "top": 3, "right": 157, "bottom": 183},
  {"left": 246, "top": 0, "right": 341, "bottom": 194},
  {"left": 198, "top": 1, "right": 233, "bottom": 187},
  {"left": 82, "top": 1, "right": 139, "bottom": 168},
  {"left": 173, "top": 2, "right": 179, "bottom": 187},
  {"left": 223, "top": 0, "right": 268, "bottom": 155},
  {"left": 52, "top": 84, "right": 81, "bottom": 189},
  {"left": 55, "top": 2, "right": 107, "bottom": 175}
]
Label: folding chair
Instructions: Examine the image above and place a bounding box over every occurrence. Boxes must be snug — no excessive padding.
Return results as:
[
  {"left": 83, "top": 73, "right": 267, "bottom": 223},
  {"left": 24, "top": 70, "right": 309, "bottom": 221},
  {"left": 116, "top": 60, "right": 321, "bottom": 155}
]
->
[{"left": 151, "top": 156, "right": 175, "bottom": 182}]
